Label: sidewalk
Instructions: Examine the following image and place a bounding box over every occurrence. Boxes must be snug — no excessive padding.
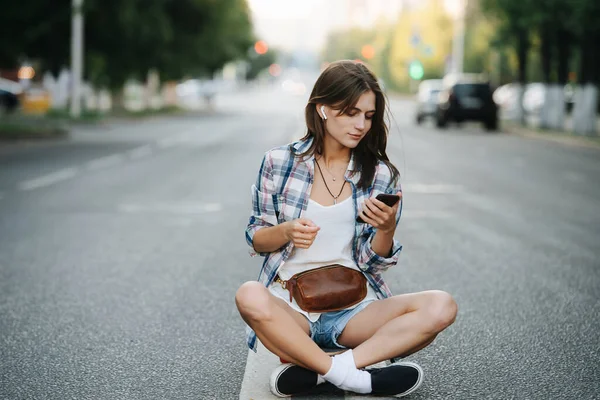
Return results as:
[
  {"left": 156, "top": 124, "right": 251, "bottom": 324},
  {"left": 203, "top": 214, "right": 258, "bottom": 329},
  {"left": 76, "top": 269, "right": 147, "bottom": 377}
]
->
[{"left": 502, "top": 120, "right": 600, "bottom": 150}]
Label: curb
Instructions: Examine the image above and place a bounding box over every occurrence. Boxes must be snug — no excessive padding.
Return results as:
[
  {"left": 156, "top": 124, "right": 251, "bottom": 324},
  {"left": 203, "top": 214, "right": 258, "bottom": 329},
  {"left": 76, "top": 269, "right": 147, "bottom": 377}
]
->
[{"left": 503, "top": 123, "right": 600, "bottom": 150}]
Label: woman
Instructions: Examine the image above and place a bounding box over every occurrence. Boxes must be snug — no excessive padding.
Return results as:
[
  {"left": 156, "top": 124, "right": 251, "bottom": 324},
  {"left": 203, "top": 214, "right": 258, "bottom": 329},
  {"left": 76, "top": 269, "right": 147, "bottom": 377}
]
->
[{"left": 236, "top": 60, "right": 457, "bottom": 397}]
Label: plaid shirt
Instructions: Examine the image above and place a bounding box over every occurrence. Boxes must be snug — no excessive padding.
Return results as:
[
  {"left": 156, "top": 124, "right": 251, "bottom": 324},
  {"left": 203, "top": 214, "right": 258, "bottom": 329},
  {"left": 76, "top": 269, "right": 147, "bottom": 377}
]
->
[{"left": 244, "top": 137, "right": 403, "bottom": 351}]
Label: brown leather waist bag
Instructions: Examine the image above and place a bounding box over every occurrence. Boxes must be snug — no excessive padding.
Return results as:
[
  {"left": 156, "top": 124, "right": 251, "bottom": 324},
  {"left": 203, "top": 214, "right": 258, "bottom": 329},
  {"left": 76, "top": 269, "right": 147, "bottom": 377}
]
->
[{"left": 276, "top": 264, "right": 367, "bottom": 313}]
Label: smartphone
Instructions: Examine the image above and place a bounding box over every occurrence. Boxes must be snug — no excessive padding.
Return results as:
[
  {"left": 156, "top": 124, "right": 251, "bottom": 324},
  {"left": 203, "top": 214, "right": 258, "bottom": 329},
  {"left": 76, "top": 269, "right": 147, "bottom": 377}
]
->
[{"left": 356, "top": 193, "right": 401, "bottom": 223}]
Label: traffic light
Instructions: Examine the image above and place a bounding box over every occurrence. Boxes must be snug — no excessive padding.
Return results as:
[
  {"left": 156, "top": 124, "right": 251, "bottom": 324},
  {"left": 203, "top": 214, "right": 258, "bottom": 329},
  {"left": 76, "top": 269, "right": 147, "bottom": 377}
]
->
[{"left": 408, "top": 60, "right": 424, "bottom": 80}]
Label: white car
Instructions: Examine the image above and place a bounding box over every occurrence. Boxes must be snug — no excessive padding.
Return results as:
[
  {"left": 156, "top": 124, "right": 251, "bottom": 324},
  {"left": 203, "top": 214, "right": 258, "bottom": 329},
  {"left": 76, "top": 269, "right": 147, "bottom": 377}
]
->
[{"left": 415, "top": 79, "right": 443, "bottom": 124}]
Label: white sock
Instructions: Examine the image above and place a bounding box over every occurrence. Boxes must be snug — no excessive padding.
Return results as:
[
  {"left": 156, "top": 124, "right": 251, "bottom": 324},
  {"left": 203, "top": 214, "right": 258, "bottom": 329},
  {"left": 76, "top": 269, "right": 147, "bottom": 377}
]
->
[
  {"left": 322, "top": 356, "right": 348, "bottom": 387},
  {"left": 324, "top": 350, "right": 372, "bottom": 394}
]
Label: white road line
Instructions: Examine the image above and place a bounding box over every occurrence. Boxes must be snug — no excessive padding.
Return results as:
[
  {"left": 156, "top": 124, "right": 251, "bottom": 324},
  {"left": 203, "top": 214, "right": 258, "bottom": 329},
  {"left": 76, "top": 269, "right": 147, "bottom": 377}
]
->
[
  {"left": 19, "top": 167, "right": 79, "bottom": 191},
  {"left": 239, "top": 341, "right": 281, "bottom": 400},
  {"left": 86, "top": 154, "right": 126, "bottom": 170},
  {"left": 128, "top": 145, "right": 154, "bottom": 160}
]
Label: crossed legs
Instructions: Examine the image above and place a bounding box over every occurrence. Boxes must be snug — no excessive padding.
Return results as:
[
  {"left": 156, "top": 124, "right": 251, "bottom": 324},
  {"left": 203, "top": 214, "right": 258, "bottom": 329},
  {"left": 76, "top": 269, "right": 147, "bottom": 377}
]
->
[{"left": 235, "top": 281, "right": 458, "bottom": 371}]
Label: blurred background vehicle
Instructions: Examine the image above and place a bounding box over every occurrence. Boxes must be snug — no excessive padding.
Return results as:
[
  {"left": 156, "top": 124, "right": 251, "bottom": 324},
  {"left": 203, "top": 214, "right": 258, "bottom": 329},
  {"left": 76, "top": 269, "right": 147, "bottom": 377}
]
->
[
  {"left": 0, "top": 89, "right": 19, "bottom": 114},
  {"left": 436, "top": 74, "right": 498, "bottom": 131},
  {"left": 0, "top": 77, "right": 22, "bottom": 114},
  {"left": 21, "top": 86, "right": 52, "bottom": 115},
  {"left": 415, "top": 79, "right": 443, "bottom": 124}
]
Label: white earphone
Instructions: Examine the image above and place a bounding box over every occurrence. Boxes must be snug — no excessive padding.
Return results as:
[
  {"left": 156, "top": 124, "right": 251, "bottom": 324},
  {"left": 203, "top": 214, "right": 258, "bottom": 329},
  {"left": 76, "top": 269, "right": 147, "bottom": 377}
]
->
[{"left": 320, "top": 105, "right": 327, "bottom": 120}]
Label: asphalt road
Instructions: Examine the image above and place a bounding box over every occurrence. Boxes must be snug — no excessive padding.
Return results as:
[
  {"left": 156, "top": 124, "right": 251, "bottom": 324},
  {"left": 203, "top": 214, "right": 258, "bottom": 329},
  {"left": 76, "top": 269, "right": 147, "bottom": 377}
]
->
[{"left": 0, "top": 85, "right": 598, "bottom": 400}]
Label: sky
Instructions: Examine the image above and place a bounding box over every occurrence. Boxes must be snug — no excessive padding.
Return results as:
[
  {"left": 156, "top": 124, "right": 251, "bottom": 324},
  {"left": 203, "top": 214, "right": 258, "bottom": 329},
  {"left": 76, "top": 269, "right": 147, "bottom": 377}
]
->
[
  {"left": 246, "top": 0, "right": 463, "bottom": 53},
  {"left": 246, "top": 0, "right": 405, "bottom": 52}
]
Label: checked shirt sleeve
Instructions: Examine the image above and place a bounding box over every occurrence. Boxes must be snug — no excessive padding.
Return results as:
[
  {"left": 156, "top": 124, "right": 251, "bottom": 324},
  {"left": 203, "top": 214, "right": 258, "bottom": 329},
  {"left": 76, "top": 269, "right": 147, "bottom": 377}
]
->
[
  {"left": 245, "top": 152, "right": 278, "bottom": 256},
  {"left": 357, "top": 171, "right": 403, "bottom": 274}
]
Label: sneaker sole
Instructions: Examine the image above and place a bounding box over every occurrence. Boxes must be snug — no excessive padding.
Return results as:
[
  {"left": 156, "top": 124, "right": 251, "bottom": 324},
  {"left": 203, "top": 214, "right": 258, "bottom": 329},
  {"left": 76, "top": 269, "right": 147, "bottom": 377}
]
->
[
  {"left": 390, "top": 361, "right": 424, "bottom": 398},
  {"left": 269, "top": 363, "right": 294, "bottom": 398}
]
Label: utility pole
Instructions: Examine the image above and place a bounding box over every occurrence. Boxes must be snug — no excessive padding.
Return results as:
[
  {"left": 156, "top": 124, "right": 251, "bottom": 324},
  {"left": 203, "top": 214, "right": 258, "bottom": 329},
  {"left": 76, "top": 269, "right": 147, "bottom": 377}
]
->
[
  {"left": 70, "top": 0, "right": 84, "bottom": 118},
  {"left": 448, "top": 0, "right": 467, "bottom": 74}
]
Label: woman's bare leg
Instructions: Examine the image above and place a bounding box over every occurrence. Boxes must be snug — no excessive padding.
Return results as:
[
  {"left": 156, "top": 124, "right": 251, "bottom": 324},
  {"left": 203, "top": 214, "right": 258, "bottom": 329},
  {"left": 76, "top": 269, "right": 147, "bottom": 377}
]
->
[
  {"left": 235, "top": 281, "right": 332, "bottom": 374},
  {"left": 337, "top": 290, "right": 457, "bottom": 368}
]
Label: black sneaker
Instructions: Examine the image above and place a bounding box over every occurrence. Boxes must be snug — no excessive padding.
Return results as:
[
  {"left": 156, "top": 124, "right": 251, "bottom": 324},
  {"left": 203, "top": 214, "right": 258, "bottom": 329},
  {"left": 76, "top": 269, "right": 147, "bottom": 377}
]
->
[
  {"left": 367, "top": 361, "right": 424, "bottom": 397},
  {"left": 269, "top": 363, "right": 320, "bottom": 397}
]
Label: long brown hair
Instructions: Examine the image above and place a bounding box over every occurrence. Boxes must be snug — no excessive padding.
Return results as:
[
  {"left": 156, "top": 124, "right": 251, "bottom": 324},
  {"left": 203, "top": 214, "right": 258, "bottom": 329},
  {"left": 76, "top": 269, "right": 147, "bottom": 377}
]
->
[{"left": 299, "top": 60, "right": 399, "bottom": 190}]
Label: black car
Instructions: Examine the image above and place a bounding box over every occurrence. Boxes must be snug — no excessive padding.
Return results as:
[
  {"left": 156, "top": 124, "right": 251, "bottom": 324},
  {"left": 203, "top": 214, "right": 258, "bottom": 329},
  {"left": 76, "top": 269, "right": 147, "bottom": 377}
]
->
[
  {"left": 0, "top": 89, "right": 19, "bottom": 113},
  {"left": 435, "top": 75, "right": 498, "bottom": 131}
]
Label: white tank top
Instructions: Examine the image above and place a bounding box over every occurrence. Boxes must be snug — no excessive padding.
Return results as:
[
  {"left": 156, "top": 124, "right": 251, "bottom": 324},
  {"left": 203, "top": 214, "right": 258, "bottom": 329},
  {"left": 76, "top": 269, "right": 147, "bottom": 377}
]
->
[{"left": 269, "top": 196, "right": 378, "bottom": 321}]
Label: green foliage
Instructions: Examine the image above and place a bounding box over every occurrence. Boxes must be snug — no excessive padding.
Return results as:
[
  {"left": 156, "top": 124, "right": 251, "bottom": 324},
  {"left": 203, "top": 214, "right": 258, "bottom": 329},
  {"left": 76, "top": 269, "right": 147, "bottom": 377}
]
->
[
  {"left": 322, "top": 28, "right": 375, "bottom": 62},
  {"left": 0, "top": 0, "right": 71, "bottom": 72},
  {"left": 0, "top": 0, "right": 254, "bottom": 89},
  {"left": 480, "top": 0, "right": 600, "bottom": 84},
  {"left": 246, "top": 51, "right": 277, "bottom": 81}
]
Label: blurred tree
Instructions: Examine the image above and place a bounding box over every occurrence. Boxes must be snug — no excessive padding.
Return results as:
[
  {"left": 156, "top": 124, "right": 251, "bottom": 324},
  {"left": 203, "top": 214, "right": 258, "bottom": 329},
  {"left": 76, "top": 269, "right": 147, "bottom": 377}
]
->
[
  {"left": 0, "top": 0, "right": 254, "bottom": 92},
  {"left": 245, "top": 49, "right": 277, "bottom": 81},
  {"left": 481, "top": 0, "right": 537, "bottom": 124},
  {"left": 84, "top": 0, "right": 173, "bottom": 89},
  {"left": 0, "top": 0, "right": 71, "bottom": 73},
  {"left": 158, "top": 0, "right": 254, "bottom": 81},
  {"left": 571, "top": 0, "right": 599, "bottom": 135},
  {"left": 322, "top": 28, "right": 375, "bottom": 63},
  {"left": 84, "top": 0, "right": 254, "bottom": 89},
  {"left": 321, "top": 24, "right": 395, "bottom": 89},
  {"left": 388, "top": 1, "right": 452, "bottom": 91},
  {"left": 367, "top": 20, "right": 396, "bottom": 89}
]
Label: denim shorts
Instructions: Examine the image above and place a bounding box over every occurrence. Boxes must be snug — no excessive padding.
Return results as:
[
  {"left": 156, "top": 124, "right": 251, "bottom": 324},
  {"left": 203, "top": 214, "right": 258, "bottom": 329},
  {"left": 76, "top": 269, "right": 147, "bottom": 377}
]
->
[{"left": 309, "top": 300, "right": 374, "bottom": 350}]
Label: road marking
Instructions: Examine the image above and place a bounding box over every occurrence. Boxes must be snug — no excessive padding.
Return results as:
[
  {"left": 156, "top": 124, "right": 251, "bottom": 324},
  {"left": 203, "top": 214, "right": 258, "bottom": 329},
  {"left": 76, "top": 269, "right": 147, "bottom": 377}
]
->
[
  {"left": 402, "top": 183, "right": 464, "bottom": 194},
  {"left": 128, "top": 145, "right": 154, "bottom": 160},
  {"left": 118, "top": 202, "right": 222, "bottom": 214},
  {"left": 86, "top": 154, "right": 126, "bottom": 170},
  {"left": 19, "top": 167, "right": 79, "bottom": 190},
  {"left": 239, "top": 341, "right": 281, "bottom": 400}
]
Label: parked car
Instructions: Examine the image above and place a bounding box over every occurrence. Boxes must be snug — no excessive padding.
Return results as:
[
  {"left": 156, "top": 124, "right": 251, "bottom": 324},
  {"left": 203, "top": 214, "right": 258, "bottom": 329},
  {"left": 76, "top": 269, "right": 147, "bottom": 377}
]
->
[
  {"left": 0, "top": 77, "right": 22, "bottom": 114},
  {"left": 415, "top": 79, "right": 443, "bottom": 124},
  {"left": 435, "top": 74, "right": 498, "bottom": 130},
  {"left": 0, "top": 89, "right": 19, "bottom": 113}
]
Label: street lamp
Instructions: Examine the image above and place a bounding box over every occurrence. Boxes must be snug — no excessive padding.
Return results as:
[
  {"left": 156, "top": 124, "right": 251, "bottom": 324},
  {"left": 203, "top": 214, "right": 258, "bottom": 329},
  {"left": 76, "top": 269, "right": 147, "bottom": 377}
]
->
[
  {"left": 444, "top": 0, "right": 467, "bottom": 74},
  {"left": 70, "top": 0, "right": 84, "bottom": 118}
]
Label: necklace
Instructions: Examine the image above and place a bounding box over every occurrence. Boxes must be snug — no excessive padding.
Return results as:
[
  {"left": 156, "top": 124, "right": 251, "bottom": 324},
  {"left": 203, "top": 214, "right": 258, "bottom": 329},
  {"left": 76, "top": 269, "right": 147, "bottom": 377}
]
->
[
  {"left": 317, "top": 157, "right": 349, "bottom": 181},
  {"left": 315, "top": 160, "right": 346, "bottom": 204},
  {"left": 321, "top": 162, "right": 339, "bottom": 181}
]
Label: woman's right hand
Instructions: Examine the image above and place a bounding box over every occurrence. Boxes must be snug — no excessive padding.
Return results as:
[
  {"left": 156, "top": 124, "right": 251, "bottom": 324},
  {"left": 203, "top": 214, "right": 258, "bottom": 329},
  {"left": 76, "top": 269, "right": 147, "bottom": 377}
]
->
[{"left": 283, "top": 218, "right": 320, "bottom": 249}]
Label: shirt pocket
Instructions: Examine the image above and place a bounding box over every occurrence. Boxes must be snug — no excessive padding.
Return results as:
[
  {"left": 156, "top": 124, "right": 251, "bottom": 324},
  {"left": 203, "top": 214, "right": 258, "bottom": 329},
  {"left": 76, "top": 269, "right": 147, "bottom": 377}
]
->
[{"left": 274, "top": 194, "right": 300, "bottom": 224}]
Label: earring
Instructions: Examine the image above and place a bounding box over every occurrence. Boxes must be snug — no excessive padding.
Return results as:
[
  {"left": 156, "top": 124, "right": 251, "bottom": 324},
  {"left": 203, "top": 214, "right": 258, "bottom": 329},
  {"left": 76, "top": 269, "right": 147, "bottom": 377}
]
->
[{"left": 320, "top": 105, "right": 327, "bottom": 120}]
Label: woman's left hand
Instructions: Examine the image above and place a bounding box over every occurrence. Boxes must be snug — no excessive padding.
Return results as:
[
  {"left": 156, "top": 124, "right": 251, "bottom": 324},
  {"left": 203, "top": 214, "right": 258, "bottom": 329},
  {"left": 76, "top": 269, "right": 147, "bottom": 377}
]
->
[{"left": 358, "top": 191, "right": 402, "bottom": 233}]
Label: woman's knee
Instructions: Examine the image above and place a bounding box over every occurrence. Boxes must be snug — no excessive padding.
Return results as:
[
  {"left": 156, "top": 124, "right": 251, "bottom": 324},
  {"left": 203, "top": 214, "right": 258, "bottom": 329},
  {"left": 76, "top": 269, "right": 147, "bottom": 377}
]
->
[
  {"left": 235, "top": 281, "right": 273, "bottom": 323},
  {"left": 424, "top": 290, "right": 458, "bottom": 333}
]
